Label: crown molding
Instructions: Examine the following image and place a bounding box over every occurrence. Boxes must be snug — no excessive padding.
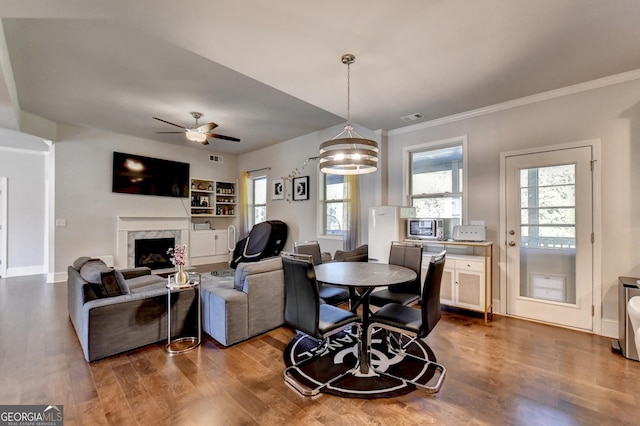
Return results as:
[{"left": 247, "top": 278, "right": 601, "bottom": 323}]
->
[{"left": 388, "top": 68, "right": 640, "bottom": 136}]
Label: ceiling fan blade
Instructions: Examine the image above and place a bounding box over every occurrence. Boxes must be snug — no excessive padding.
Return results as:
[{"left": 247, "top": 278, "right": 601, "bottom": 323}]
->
[
  {"left": 152, "top": 117, "right": 187, "bottom": 129},
  {"left": 198, "top": 122, "right": 218, "bottom": 133},
  {"left": 206, "top": 133, "right": 241, "bottom": 142}
]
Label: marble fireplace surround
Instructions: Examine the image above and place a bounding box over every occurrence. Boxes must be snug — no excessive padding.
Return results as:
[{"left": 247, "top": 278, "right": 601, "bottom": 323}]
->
[{"left": 116, "top": 216, "right": 190, "bottom": 269}]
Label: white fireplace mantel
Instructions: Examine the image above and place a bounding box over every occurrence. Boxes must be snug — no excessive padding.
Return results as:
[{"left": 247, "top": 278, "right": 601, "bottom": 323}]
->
[{"left": 116, "top": 216, "right": 190, "bottom": 268}]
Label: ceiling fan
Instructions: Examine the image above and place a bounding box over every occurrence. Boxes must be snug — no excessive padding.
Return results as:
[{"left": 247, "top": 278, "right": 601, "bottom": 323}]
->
[{"left": 153, "top": 112, "right": 240, "bottom": 145}]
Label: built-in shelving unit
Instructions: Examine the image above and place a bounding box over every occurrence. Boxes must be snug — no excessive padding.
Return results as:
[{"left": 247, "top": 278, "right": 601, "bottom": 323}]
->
[
  {"left": 189, "top": 178, "right": 237, "bottom": 265},
  {"left": 190, "top": 178, "right": 236, "bottom": 218}
]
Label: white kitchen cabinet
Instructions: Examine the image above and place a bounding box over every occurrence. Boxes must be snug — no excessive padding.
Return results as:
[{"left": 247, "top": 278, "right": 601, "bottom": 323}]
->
[
  {"left": 452, "top": 258, "right": 485, "bottom": 311},
  {"left": 417, "top": 240, "right": 493, "bottom": 322}
]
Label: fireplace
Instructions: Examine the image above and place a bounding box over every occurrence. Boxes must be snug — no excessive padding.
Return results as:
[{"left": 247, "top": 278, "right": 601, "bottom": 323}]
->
[
  {"left": 116, "top": 216, "right": 189, "bottom": 269},
  {"left": 134, "top": 237, "right": 175, "bottom": 270}
]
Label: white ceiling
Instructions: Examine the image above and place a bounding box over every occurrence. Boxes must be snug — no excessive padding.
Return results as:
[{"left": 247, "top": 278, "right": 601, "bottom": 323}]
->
[{"left": 1, "top": 0, "right": 639, "bottom": 154}]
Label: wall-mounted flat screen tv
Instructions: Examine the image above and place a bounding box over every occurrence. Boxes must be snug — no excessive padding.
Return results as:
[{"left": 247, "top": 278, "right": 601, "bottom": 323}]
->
[{"left": 112, "top": 152, "right": 190, "bottom": 198}]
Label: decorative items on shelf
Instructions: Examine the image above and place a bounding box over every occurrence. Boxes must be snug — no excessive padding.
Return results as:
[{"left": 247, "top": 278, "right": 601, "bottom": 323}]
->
[
  {"left": 191, "top": 179, "right": 236, "bottom": 217},
  {"left": 191, "top": 195, "right": 210, "bottom": 207},
  {"left": 216, "top": 183, "right": 235, "bottom": 195},
  {"left": 216, "top": 205, "right": 234, "bottom": 215}
]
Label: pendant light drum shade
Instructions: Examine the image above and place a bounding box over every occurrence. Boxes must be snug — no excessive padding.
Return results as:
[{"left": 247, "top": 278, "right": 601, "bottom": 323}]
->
[
  {"left": 319, "top": 54, "right": 379, "bottom": 175},
  {"left": 319, "top": 136, "right": 378, "bottom": 175}
]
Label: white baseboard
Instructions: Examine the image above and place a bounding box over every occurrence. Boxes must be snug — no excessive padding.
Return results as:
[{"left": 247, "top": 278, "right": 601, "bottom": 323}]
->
[
  {"left": 490, "top": 298, "right": 618, "bottom": 339},
  {"left": 6, "top": 265, "right": 45, "bottom": 277},
  {"left": 49, "top": 271, "right": 67, "bottom": 283},
  {"left": 600, "top": 318, "right": 618, "bottom": 339},
  {"left": 492, "top": 298, "right": 502, "bottom": 315}
]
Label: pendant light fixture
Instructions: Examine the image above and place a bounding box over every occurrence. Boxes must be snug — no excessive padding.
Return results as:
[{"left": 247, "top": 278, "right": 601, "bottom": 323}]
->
[{"left": 319, "top": 54, "right": 378, "bottom": 175}]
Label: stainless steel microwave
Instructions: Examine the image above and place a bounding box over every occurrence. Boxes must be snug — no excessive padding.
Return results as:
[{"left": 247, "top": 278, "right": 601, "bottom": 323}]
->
[{"left": 407, "top": 218, "right": 445, "bottom": 240}]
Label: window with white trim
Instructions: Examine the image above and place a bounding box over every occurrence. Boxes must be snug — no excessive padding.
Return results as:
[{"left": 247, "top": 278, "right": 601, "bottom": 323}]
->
[
  {"left": 250, "top": 176, "right": 267, "bottom": 226},
  {"left": 319, "top": 173, "right": 348, "bottom": 236},
  {"left": 409, "top": 143, "right": 463, "bottom": 221}
]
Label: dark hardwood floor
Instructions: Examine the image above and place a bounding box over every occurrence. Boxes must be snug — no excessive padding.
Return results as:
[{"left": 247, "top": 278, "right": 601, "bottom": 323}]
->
[{"left": 1, "top": 271, "right": 639, "bottom": 425}]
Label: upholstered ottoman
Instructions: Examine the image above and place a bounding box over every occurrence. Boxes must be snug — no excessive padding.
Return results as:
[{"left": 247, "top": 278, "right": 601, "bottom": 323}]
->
[{"left": 201, "top": 257, "right": 285, "bottom": 346}]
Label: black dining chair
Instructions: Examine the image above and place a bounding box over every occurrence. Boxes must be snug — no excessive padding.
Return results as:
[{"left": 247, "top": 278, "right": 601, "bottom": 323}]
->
[
  {"left": 366, "top": 250, "right": 447, "bottom": 393},
  {"left": 369, "top": 241, "right": 424, "bottom": 308},
  {"left": 281, "top": 252, "right": 361, "bottom": 396},
  {"left": 293, "top": 240, "right": 350, "bottom": 306}
]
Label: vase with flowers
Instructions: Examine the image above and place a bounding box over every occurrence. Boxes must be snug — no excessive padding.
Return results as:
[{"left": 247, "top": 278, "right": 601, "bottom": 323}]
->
[{"left": 167, "top": 244, "right": 189, "bottom": 285}]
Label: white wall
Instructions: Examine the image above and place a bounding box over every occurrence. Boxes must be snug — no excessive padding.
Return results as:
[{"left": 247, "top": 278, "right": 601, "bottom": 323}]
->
[
  {"left": 238, "top": 123, "right": 381, "bottom": 256},
  {"left": 3, "top": 76, "right": 638, "bottom": 336},
  {"left": 0, "top": 142, "right": 47, "bottom": 276},
  {"left": 52, "top": 124, "right": 238, "bottom": 278},
  {"left": 387, "top": 78, "right": 640, "bottom": 329}
]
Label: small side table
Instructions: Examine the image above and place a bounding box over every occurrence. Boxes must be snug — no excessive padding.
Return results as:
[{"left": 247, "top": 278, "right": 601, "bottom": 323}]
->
[{"left": 166, "top": 271, "right": 201, "bottom": 354}]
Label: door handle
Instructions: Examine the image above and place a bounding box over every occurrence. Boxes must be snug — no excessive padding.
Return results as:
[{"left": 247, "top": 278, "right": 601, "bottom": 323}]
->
[
  {"left": 508, "top": 241, "right": 516, "bottom": 247},
  {"left": 508, "top": 230, "right": 516, "bottom": 235}
]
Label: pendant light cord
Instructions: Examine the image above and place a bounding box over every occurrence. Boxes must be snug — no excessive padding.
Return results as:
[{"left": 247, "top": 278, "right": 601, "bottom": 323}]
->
[{"left": 346, "top": 59, "right": 351, "bottom": 125}]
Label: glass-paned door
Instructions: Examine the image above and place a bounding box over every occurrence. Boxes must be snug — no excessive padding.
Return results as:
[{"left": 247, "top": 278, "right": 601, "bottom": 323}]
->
[{"left": 505, "top": 147, "right": 593, "bottom": 330}]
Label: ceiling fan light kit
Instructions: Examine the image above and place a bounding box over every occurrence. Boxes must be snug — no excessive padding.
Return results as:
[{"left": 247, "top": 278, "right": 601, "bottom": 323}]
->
[
  {"left": 153, "top": 111, "right": 240, "bottom": 145},
  {"left": 186, "top": 129, "right": 207, "bottom": 143},
  {"left": 319, "top": 54, "right": 378, "bottom": 175}
]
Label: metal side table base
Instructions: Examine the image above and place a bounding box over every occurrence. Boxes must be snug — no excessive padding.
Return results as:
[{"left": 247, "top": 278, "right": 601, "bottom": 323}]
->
[{"left": 166, "top": 272, "right": 201, "bottom": 355}]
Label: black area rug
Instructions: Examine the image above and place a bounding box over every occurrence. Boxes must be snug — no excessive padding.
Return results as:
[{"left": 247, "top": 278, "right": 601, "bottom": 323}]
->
[{"left": 283, "top": 329, "right": 438, "bottom": 398}]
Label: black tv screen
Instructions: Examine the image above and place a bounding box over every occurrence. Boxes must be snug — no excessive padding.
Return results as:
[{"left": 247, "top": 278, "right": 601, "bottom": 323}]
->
[{"left": 112, "top": 152, "right": 190, "bottom": 198}]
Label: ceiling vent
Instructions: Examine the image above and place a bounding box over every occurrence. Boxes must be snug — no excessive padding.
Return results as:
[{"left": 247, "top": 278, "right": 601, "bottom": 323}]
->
[
  {"left": 400, "top": 112, "right": 424, "bottom": 123},
  {"left": 209, "top": 154, "right": 224, "bottom": 164}
]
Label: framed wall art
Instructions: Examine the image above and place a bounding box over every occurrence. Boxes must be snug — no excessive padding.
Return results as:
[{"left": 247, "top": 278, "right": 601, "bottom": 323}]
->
[
  {"left": 293, "top": 176, "right": 309, "bottom": 201},
  {"left": 272, "top": 178, "right": 284, "bottom": 200}
]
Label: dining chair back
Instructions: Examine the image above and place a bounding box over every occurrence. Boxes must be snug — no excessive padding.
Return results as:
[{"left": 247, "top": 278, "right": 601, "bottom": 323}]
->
[
  {"left": 281, "top": 252, "right": 361, "bottom": 395},
  {"left": 293, "top": 241, "right": 349, "bottom": 306},
  {"left": 366, "top": 250, "right": 447, "bottom": 393},
  {"left": 282, "top": 252, "right": 321, "bottom": 337},
  {"left": 419, "top": 250, "right": 447, "bottom": 337},
  {"left": 293, "top": 240, "right": 324, "bottom": 265},
  {"left": 369, "top": 241, "right": 423, "bottom": 307}
]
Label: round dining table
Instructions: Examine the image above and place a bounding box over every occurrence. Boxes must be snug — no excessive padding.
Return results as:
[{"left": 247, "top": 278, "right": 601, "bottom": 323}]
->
[{"left": 314, "top": 261, "right": 417, "bottom": 376}]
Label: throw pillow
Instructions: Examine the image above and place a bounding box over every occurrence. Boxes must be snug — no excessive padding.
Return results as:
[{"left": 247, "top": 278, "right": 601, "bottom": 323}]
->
[{"left": 99, "top": 270, "right": 129, "bottom": 297}]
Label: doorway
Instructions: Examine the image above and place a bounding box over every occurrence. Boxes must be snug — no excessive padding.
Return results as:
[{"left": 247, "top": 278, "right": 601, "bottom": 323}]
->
[{"left": 502, "top": 145, "right": 594, "bottom": 330}]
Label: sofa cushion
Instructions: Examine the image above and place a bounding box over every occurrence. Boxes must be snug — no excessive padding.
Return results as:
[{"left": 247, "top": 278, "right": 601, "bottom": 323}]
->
[
  {"left": 79, "top": 259, "right": 110, "bottom": 284},
  {"left": 73, "top": 256, "right": 97, "bottom": 271},
  {"left": 234, "top": 256, "right": 283, "bottom": 291},
  {"left": 127, "top": 274, "right": 167, "bottom": 292},
  {"left": 334, "top": 245, "right": 368, "bottom": 262}
]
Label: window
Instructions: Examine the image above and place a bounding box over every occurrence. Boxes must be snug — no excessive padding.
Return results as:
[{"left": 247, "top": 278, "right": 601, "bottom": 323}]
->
[
  {"left": 519, "top": 164, "right": 576, "bottom": 249},
  {"left": 320, "top": 174, "right": 348, "bottom": 236},
  {"left": 409, "top": 143, "right": 463, "bottom": 222},
  {"left": 250, "top": 176, "right": 267, "bottom": 226}
]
